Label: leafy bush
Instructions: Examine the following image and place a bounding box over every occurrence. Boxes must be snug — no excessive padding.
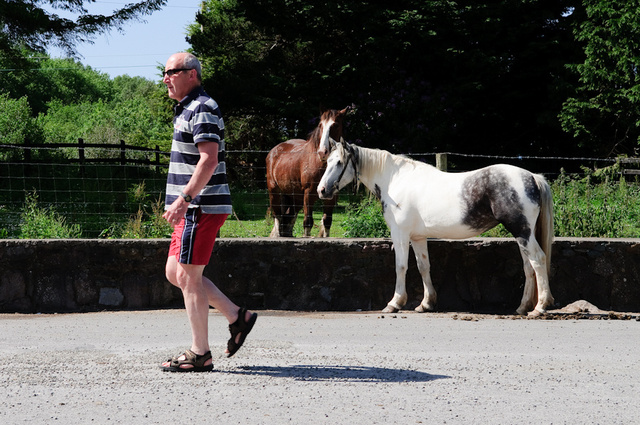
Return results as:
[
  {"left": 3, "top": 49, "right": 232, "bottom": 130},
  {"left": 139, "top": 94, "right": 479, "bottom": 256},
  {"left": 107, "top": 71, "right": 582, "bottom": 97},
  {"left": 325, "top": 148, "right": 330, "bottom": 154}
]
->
[
  {"left": 552, "top": 169, "right": 640, "bottom": 238},
  {"left": 0, "top": 94, "right": 43, "bottom": 160},
  {"left": 342, "top": 196, "right": 390, "bottom": 238},
  {"left": 100, "top": 182, "right": 173, "bottom": 239},
  {"left": 19, "top": 191, "right": 82, "bottom": 239}
]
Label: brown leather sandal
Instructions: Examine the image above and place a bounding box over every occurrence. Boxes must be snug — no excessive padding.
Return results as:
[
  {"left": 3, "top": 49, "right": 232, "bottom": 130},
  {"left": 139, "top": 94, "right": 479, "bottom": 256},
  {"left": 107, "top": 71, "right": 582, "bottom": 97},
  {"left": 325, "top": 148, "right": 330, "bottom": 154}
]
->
[
  {"left": 227, "top": 308, "right": 258, "bottom": 358},
  {"left": 161, "top": 349, "right": 213, "bottom": 372}
]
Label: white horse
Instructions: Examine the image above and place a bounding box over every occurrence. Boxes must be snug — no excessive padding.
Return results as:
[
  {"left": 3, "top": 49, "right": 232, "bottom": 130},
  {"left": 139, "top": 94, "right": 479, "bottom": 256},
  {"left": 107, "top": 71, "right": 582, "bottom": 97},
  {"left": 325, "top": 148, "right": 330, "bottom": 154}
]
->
[{"left": 317, "top": 143, "right": 555, "bottom": 315}]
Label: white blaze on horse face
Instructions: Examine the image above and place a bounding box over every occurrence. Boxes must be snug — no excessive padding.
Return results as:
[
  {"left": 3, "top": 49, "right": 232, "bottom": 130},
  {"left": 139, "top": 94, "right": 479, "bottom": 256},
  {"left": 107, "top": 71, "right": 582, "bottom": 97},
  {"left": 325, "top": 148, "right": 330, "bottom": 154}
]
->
[{"left": 317, "top": 117, "right": 335, "bottom": 160}]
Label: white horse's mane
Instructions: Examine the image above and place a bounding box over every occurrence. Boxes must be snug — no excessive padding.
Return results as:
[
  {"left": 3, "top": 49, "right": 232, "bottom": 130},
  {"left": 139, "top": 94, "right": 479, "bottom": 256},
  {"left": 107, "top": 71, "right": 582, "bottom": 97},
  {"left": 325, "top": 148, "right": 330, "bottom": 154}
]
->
[{"left": 354, "top": 145, "right": 433, "bottom": 176}]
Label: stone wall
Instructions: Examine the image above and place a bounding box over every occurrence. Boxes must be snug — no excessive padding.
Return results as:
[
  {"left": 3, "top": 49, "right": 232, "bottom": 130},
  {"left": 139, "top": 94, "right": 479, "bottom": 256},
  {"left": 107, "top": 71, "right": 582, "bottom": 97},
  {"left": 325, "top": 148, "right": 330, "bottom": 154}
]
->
[{"left": 1, "top": 238, "right": 639, "bottom": 314}]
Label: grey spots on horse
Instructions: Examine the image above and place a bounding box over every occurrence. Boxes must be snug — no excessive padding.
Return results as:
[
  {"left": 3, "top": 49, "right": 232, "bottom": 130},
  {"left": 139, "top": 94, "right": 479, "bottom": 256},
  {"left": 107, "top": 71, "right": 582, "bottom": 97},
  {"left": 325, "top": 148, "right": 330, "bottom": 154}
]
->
[
  {"left": 461, "top": 167, "right": 537, "bottom": 240},
  {"left": 517, "top": 236, "right": 529, "bottom": 249},
  {"left": 374, "top": 184, "right": 387, "bottom": 214},
  {"left": 523, "top": 173, "right": 541, "bottom": 205}
]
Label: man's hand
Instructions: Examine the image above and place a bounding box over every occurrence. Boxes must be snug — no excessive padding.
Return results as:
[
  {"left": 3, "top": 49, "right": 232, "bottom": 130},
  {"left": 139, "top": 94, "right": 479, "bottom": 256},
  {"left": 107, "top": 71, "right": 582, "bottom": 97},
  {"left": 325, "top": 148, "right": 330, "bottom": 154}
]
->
[{"left": 163, "top": 197, "right": 189, "bottom": 226}]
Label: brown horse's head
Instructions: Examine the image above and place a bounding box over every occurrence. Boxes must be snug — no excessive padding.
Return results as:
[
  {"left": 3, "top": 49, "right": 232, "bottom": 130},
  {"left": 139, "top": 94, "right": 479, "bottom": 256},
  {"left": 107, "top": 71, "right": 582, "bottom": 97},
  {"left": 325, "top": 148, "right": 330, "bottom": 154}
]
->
[{"left": 315, "top": 106, "right": 350, "bottom": 160}]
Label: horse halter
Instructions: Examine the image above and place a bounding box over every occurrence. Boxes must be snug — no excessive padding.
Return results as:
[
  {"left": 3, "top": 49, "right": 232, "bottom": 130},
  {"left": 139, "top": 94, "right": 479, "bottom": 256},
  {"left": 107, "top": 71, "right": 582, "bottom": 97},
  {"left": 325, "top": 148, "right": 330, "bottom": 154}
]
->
[{"left": 333, "top": 142, "right": 359, "bottom": 194}]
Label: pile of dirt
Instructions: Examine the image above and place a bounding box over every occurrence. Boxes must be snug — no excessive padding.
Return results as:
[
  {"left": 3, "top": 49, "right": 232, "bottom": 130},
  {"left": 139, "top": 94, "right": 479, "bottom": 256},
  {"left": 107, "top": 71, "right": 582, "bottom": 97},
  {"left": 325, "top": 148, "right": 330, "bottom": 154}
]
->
[{"left": 535, "top": 300, "right": 640, "bottom": 321}]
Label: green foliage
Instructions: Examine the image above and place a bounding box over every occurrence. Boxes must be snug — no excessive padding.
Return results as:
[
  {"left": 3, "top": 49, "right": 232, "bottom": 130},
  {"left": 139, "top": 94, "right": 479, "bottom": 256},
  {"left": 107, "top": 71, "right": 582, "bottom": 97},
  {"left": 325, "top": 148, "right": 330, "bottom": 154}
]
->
[
  {"left": 0, "top": 1, "right": 167, "bottom": 58},
  {"left": 33, "top": 73, "right": 173, "bottom": 151},
  {"left": 0, "top": 93, "right": 42, "bottom": 155},
  {"left": 19, "top": 191, "right": 82, "bottom": 239},
  {"left": 342, "top": 196, "right": 390, "bottom": 238},
  {"left": 7, "top": 170, "right": 640, "bottom": 239},
  {"left": 191, "top": 0, "right": 579, "bottom": 156},
  {"left": 0, "top": 54, "right": 114, "bottom": 115},
  {"left": 560, "top": 2, "right": 640, "bottom": 156},
  {"left": 39, "top": 96, "right": 172, "bottom": 151},
  {"left": 552, "top": 169, "right": 640, "bottom": 238},
  {"left": 100, "top": 182, "right": 172, "bottom": 239}
]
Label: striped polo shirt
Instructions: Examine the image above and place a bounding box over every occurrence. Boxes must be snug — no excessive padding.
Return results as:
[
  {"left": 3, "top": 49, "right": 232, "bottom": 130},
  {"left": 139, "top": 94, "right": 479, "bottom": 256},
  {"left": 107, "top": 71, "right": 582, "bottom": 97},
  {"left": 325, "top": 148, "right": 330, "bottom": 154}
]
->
[{"left": 165, "top": 86, "right": 232, "bottom": 214}]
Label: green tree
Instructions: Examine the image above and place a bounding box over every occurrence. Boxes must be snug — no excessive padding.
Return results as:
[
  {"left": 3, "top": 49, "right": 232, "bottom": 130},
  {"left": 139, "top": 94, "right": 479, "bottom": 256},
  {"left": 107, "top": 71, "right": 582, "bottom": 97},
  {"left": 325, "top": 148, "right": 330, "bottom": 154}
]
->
[
  {"left": 0, "top": 1, "right": 168, "bottom": 115},
  {"left": 0, "top": 93, "right": 41, "bottom": 147},
  {"left": 39, "top": 94, "right": 172, "bottom": 151},
  {"left": 189, "top": 0, "right": 581, "bottom": 158},
  {"left": 6, "top": 56, "right": 114, "bottom": 115},
  {"left": 560, "top": 1, "right": 640, "bottom": 157},
  {"left": 0, "top": 0, "right": 167, "bottom": 57}
]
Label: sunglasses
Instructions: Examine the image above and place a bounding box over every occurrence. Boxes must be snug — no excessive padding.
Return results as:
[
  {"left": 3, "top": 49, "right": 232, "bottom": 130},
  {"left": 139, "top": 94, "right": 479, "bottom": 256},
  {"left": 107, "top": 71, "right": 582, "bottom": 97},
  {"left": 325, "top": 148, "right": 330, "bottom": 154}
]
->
[{"left": 163, "top": 68, "right": 193, "bottom": 77}]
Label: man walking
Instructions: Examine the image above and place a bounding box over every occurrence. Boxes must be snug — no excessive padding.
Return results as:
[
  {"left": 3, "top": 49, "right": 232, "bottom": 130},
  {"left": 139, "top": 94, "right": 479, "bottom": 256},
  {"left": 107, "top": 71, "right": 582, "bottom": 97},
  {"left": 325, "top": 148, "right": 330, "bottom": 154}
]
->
[{"left": 160, "top": 52, "right": 257, "bottom": 372}]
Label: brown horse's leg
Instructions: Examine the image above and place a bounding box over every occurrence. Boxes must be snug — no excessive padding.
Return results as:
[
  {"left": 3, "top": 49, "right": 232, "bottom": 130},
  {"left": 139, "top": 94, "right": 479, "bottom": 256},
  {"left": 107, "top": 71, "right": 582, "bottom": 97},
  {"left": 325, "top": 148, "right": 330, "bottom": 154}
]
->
[
  {"left": 281, "top": 196, "right": 297, "bottom": 237},
  {"left": 302, "top": 189, "right": 314, "bottom": 238},
  {"left": 268, "top": 191, "right": 282, "bottom": 237}
]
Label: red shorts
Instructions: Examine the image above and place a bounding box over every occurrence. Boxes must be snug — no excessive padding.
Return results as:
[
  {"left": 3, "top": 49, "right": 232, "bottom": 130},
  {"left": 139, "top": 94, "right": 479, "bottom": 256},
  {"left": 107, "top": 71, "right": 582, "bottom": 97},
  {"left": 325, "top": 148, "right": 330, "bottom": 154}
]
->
[{"left": 168, "top": 209, "right": 228, "bottom": 265}]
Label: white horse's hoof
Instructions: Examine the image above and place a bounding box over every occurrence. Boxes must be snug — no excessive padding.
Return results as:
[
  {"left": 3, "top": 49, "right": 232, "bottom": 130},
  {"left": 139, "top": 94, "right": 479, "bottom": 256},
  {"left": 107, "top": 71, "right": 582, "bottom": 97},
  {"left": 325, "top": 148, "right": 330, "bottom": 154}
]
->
[
  {"left": 382, "top": 305, "right": 399, "bottom": 313},
  {"left": 414, "top": 303, "right": 434, "bottom": 313},
  {"left": 527, "top": 309, "right": 544, "bottom": 318}
]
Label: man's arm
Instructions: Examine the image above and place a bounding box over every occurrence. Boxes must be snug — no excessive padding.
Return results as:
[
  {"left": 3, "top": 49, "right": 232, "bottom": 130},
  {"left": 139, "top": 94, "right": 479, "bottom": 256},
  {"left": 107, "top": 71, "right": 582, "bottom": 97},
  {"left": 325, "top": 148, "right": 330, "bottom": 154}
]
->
[{"left": 163, "top": 141, "right": 219, "bottom": 224}]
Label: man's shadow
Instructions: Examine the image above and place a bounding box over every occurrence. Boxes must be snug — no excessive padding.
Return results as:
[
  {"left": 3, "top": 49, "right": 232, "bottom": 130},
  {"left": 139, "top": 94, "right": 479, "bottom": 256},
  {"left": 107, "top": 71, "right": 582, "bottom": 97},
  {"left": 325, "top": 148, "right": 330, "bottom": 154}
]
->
[{"left": 225, "top": 364, "right": 449, "bottom": 383}]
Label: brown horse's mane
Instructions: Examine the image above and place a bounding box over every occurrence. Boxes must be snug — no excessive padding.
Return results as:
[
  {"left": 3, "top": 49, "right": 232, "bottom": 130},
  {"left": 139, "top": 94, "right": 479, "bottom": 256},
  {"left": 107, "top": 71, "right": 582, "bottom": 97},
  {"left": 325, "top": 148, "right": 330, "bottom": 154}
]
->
[{"left": 308, "top": 125, "right": 323, "bottom": 148}]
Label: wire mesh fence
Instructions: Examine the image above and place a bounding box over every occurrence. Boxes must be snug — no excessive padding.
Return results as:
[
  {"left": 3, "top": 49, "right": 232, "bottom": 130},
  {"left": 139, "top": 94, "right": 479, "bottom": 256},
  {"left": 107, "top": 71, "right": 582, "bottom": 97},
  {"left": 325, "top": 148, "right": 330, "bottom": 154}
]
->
[{"left": 0, "top": 142, "right": 630, "bottom": 238}]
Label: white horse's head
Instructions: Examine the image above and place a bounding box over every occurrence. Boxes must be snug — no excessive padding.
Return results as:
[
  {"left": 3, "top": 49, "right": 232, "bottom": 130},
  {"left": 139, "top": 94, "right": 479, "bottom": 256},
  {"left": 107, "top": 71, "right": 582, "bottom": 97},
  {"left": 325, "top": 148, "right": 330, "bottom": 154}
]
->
[
  {"left": 318, "top": 142, "right": 358, "bottom": 199},
  {"left": 317, "top": 106, "right": 350, "bottom": 160}
]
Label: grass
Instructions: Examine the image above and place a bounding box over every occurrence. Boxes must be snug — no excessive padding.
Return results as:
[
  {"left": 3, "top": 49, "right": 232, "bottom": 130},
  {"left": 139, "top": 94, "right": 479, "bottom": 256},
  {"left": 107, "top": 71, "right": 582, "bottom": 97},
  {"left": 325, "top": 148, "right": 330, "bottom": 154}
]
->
[
  {"left": 5, "top": 166, "right": 640, "bottom": 239},
  {"left": 221, "top": 208, "right": 351, "bottom": 238},
  {"left": 224, "top": 170, "right": 640, "bottom": 239}
]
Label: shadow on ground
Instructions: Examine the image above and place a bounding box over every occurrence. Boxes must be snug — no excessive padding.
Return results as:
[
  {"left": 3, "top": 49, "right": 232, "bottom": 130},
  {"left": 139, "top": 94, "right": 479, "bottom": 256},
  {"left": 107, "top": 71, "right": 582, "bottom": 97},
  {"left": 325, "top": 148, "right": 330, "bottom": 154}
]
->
[{"left": 225, "top": 364, "right": 449, "bottom": 383}]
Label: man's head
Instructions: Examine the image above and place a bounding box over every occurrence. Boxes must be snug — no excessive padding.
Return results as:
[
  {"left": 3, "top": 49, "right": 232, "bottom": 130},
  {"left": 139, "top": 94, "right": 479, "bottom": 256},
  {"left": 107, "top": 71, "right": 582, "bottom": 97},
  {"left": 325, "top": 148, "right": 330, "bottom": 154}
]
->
[{"left": 163, "top": 52, "right": 202, "bottom": 100}]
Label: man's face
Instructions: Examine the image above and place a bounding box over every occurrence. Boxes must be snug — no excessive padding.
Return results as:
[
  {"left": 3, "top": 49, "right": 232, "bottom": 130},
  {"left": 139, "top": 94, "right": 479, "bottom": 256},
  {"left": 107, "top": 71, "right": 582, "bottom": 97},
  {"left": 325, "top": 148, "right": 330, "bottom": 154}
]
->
[{"left": 163, "top": 55, "right": 197, "bottom": 101}]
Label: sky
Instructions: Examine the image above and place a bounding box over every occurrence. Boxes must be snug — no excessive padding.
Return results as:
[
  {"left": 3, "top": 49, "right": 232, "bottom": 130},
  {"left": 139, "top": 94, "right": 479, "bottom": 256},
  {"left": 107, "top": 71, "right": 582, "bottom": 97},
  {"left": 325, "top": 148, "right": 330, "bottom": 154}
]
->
[{"left": 46, "top": 0, "right": 203, "bottom": 82}]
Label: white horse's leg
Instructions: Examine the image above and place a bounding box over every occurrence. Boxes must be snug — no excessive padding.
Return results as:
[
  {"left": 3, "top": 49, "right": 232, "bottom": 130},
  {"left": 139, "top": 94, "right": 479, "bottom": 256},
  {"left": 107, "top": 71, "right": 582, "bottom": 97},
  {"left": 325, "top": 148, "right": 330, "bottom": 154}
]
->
[
  {"left": 383, "top": 238, "right": 410, "bottom": 313},
  {"left": 516, "top": 248, "right": 536, "bottom": 315},
  {"left": 411, "top": 238, "right": 437, "bottom": 313},
  {"left": 519, "top": 238, "right": 554, "bottom": 315},
  {"left": 269, "top": 218, "right": 281, "bottom": 237},
  {"left": 317, "top": 212, "right": 331, "bottom": 237},
  {"left": 317, "top": 220, "right": 329, "bottom": 237}
]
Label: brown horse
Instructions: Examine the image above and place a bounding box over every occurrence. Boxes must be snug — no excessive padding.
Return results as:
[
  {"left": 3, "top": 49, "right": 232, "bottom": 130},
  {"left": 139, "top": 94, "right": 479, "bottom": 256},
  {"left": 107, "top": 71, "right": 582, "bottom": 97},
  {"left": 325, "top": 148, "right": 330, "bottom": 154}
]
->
[{"left": 266, "top": 107, "right": 350, "bottom": 237}]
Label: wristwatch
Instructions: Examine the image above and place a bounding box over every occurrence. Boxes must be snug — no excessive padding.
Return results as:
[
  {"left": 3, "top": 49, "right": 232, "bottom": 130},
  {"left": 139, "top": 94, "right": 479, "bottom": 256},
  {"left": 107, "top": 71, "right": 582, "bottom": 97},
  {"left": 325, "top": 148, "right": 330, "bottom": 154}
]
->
[{"left": 180, "top": 192, "right": 192, "bottom": 203}]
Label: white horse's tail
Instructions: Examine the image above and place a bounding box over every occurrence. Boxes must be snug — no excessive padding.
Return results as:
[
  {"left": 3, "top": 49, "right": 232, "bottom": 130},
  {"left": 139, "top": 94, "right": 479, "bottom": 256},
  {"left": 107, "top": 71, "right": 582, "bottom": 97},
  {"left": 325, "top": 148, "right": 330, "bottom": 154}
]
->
[{"left": 534, "top": 174, "right": 554, "bottom": 273}]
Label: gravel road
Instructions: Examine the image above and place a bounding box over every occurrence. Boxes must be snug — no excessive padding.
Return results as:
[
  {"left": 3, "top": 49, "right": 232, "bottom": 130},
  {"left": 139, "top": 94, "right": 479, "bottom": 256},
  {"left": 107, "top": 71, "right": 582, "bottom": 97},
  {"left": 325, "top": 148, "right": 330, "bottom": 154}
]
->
[{"left": 0, "top": 309, "right": 638, "bottom": 424}]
